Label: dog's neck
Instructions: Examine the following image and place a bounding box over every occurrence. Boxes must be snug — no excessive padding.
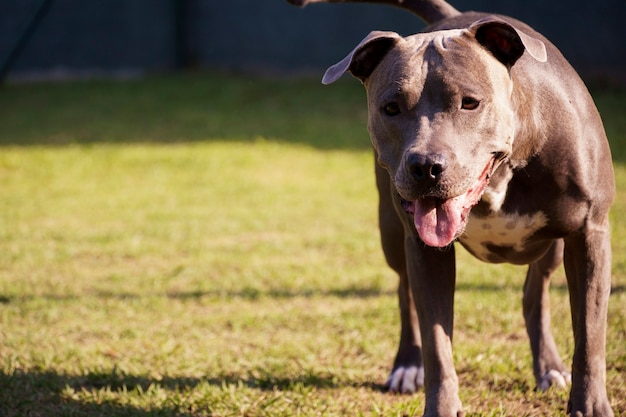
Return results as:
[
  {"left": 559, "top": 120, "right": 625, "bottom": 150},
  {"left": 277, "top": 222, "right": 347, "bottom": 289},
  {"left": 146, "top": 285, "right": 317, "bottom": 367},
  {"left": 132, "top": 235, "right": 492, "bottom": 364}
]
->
[{"left": 508, "top": 69, "right": 547, "bottom": 168}]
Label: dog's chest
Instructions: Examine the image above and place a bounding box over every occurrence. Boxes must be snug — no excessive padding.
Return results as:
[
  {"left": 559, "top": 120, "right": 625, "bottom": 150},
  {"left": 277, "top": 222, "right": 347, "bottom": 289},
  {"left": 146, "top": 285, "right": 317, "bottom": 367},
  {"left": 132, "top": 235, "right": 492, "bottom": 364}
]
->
[
  {"left": 459, "top": 210, "right": 548, "bottom": 263},
  {"left": 458, "top": 164, "right": 549, "bottom": 262}
]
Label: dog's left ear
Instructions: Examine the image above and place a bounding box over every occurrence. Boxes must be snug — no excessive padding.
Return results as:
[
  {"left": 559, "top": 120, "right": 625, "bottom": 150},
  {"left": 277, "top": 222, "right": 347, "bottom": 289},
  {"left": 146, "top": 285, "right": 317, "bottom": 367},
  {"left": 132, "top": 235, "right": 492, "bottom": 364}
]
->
[{"left": 470, "top": 16, "right": 547, "bottom": 67}]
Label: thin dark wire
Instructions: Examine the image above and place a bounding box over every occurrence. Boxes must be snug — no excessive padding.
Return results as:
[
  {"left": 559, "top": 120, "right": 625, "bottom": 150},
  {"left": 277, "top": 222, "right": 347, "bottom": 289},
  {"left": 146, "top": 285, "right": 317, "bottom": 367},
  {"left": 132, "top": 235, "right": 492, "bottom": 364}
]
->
[{"left": 0, "top": 0, "right": 54, "bottom": 84}]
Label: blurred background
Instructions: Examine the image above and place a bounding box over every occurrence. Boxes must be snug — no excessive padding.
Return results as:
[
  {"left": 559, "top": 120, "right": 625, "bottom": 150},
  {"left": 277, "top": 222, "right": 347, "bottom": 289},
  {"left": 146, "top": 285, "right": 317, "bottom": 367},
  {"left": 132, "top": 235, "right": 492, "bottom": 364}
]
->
[{"left": 1, "top": 0, "right": 625, "bottom": 85}]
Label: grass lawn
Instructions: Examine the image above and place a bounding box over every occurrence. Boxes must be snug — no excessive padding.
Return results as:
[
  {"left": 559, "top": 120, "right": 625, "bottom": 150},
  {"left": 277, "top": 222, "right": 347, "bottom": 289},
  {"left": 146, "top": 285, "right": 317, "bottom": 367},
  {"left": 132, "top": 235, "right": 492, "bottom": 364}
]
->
[{"left": 0, "top": 74, "right": 624, "bottom": 416}]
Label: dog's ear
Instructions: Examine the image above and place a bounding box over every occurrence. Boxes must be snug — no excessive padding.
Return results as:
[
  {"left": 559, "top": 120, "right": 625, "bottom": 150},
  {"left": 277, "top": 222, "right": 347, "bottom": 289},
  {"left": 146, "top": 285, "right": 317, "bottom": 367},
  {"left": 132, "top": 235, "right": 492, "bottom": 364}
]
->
[
  {"left": 470, "top": 16, "right": 547, "bottom": 68},
  {"left": 322, "top": 31, "right": 401, "bottom": 85}
]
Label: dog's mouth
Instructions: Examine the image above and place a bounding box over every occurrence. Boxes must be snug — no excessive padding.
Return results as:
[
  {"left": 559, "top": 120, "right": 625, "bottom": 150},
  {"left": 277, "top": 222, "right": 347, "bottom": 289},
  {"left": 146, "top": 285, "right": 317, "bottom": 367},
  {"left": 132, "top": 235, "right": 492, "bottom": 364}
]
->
[{"left": 400, "top": 157, "right": 496, "bottom": 248}]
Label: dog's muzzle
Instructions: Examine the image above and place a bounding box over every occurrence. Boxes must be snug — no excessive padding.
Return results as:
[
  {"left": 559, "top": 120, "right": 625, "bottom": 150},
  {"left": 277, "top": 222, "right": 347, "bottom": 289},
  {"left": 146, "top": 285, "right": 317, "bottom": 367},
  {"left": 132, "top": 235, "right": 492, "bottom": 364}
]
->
[{"left": 400, "top": 156, "right": 500, "bottom": 247}]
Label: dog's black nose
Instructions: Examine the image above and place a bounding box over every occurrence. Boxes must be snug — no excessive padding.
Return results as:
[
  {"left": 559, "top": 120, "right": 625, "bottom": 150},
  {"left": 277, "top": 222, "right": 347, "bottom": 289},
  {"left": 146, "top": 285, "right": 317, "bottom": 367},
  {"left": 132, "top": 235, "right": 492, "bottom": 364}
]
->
[{"left": 408, "top": 153, "right": 447, "bottom": 182}]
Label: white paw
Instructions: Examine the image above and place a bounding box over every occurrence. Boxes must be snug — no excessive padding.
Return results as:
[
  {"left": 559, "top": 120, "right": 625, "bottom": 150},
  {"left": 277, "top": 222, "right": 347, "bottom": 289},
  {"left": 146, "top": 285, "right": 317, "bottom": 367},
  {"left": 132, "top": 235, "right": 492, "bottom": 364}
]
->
[
  {"left": 537, "top": 369, "right": 572, "bottom": 391},
  {"left": 386, "top": 365, "right": 424, "bottom": 394}
]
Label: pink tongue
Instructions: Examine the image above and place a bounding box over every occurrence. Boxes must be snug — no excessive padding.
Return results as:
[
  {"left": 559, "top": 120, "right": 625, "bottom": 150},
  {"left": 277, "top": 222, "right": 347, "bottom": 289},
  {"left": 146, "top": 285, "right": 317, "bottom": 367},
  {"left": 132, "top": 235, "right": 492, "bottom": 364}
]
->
[{"left": 413, "top": 197, "right": 464, "bottom": 247}]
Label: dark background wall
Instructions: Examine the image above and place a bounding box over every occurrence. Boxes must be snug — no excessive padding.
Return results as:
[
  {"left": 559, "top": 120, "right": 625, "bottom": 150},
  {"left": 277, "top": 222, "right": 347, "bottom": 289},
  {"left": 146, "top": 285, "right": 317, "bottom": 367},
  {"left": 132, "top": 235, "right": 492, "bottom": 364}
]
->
[
  {"left": 1, "top": 0, "right": 624, "bottom": 82},
  {"left": 0, "top": 0, "right": 179, "bottom": 77}
]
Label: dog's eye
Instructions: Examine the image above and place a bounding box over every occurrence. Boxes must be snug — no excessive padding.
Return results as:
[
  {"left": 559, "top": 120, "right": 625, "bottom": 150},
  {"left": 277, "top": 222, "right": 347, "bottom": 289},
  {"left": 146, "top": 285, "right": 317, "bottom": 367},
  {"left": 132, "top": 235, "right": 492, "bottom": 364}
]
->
[
  {"left": 461, "top": 97, "right": 480, "bottom": 110},
  {"left": 382, "top": 102, "right": 401, "bottom": 116}
]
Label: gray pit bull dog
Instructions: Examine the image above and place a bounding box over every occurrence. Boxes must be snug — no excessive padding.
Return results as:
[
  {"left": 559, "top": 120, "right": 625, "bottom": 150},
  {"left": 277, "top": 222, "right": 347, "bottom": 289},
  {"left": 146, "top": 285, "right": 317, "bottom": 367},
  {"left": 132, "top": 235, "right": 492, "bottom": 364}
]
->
[{"left": 287, "top": 0, "right": 615, "bottom": 415}]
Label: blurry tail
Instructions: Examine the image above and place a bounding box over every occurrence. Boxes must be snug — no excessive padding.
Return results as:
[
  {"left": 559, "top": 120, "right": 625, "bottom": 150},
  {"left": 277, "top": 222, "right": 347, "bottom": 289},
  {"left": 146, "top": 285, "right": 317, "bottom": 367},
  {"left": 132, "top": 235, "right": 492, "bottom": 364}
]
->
[{"left": 285, "top": 0, "right": 460, "bottom": 24}]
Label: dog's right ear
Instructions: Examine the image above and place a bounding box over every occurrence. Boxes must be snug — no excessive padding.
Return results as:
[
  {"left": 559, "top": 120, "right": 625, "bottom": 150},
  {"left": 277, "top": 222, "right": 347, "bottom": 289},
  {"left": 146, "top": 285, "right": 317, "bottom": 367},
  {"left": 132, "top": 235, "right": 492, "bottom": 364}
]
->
[{"left": 322, "top": 31, "right": 401, "bottom": 85}]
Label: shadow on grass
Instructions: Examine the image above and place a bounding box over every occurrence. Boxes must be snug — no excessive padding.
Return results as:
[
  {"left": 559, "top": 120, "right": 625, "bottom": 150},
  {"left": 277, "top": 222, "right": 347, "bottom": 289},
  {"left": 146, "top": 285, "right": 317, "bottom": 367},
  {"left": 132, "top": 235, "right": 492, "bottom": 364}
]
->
[
  {"left": 457, "top": 281, "right": 625, "bottom": 296},
  {"left": 0, "top": 75, "right": 373, "bottom": 151},
  {"left": 2, "top": 283, "right": 624, "bottom": 305},
  {"left": 0, "top": 367, "right": 384, "bottom": 417},
  {"left": 0, "top": 369, "right": 178, "bottom": 417},
  {"left": 163, "top": 285, "right": 395, "bottom": 301},
  {"left": 0, "top": 284, "right": 395, "bottom": 304},
  {"left": 0, "top": 76, "right": 623, "bottom": 162}
]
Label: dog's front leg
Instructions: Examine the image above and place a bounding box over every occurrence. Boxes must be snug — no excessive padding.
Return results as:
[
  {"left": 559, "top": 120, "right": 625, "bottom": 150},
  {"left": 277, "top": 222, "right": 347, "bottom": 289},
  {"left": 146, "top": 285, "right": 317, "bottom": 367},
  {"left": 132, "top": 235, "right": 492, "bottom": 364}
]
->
[
  {"left": 563, "top": 226, "right": 614, "bottom": 417},
  {"left": 406, "top": 235, "right": 462, "bottom": 417},
  {"left": 377, "top": 159, "right": 424, "bottom": 393}
]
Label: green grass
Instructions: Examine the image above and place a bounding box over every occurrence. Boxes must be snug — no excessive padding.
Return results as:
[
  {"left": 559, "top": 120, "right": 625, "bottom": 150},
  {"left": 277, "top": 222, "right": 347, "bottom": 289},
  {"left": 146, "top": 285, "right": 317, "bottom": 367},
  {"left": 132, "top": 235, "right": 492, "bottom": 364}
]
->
[{"left": 0, "top": 74, "right": 624, "bottom": 416}]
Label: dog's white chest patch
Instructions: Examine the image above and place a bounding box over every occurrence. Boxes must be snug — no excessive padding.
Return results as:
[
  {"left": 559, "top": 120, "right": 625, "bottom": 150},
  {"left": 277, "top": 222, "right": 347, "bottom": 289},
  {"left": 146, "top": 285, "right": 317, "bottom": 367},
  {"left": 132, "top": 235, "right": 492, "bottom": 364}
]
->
[{"left": 460, "top": 211, "right": 548, "bottom": 262}]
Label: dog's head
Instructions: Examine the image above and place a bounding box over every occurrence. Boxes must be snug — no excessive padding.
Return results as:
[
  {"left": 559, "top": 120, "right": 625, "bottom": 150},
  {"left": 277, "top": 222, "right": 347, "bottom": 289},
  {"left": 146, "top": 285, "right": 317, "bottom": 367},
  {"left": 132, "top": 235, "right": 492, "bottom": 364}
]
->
[{"left": 324, "top": 17, "right": 546, "bottom": 247}]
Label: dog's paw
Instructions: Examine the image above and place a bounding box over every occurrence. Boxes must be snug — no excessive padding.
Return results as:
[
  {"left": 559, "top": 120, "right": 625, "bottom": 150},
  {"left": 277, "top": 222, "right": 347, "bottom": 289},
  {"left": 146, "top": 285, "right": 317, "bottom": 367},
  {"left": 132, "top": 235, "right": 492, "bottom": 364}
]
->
[
  {"left": 385, "top": 365, "right": 424, "bottom": 394},
  {"left": 537, "top": 369, "right": 572, "bottom": 391}
]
